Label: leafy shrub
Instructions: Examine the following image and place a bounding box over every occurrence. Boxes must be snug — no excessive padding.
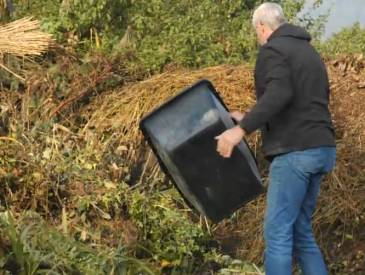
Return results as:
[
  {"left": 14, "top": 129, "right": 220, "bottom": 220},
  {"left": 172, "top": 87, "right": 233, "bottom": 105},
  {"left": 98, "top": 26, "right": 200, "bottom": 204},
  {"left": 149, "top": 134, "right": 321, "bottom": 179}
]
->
[{"left": 0, "top": 211, "right": 155, "bottom": 274}]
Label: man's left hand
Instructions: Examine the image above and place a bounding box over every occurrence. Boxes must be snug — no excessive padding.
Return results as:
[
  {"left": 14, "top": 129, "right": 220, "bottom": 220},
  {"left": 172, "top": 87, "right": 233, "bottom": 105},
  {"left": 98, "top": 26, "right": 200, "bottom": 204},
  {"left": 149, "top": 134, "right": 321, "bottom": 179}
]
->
[{"left": 215, "top": 126, "right": 246, "bottom": 158}]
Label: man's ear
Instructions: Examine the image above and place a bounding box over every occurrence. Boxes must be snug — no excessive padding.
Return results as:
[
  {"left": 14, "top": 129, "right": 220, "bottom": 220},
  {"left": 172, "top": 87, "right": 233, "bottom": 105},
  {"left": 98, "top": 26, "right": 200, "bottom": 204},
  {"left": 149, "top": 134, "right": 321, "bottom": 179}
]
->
[{"left": 258, "top": 21, "right": 265, "bottom": 33}]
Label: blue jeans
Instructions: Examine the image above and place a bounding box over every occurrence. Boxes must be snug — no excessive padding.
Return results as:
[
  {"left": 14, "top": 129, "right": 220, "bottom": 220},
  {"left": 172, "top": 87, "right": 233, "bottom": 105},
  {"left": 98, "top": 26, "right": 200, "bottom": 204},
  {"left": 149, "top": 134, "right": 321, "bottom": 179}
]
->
[{"left": 264, "top": 147, "right": 336, "bottom": 275}]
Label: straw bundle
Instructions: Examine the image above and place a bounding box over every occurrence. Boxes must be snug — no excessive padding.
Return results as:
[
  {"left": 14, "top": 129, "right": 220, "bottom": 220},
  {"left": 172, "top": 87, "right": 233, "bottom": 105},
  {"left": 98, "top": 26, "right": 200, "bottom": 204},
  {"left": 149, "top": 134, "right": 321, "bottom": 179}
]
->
[
  {"left": 0, "top": 17, "right": 53, "bottom": 56},
  {"left": 80, "top": 58, "right": 365, "bottom": 273}
]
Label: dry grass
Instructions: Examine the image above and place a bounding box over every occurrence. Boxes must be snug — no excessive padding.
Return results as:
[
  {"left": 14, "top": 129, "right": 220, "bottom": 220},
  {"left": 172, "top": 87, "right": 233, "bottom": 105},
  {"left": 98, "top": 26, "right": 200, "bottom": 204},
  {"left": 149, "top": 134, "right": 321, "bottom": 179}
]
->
[{"left": 82, "top": 64, "right": 257, "bottom": 173}]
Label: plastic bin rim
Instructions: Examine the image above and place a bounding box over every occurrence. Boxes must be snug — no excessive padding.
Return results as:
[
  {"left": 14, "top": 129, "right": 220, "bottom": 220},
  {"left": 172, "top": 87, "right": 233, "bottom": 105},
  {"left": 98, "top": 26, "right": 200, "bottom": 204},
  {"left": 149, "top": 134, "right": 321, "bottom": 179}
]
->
[{"left": 139, "top": 79, "right": 228, "bottom": 128}]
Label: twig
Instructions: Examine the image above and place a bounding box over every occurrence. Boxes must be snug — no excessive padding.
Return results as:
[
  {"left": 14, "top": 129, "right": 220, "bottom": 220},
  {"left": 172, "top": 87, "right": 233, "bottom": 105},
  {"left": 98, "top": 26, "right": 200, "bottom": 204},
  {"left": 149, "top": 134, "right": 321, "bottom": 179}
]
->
[
  {"left": 0, "top": 136, "right": 24, "bottom": 147},
  {"left": 0, "top": 62, "right": 25, "bottom": 81},
  {"left": 253, "top": 264, "right": 264, "bottom": 275}
]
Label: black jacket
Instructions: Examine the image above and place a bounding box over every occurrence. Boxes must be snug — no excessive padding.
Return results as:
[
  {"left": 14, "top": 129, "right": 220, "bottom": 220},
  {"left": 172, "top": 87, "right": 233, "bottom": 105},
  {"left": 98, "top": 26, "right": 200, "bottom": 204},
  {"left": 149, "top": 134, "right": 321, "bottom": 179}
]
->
[{"left": 239, "top": 24, "right": 335, "bottom": 158}]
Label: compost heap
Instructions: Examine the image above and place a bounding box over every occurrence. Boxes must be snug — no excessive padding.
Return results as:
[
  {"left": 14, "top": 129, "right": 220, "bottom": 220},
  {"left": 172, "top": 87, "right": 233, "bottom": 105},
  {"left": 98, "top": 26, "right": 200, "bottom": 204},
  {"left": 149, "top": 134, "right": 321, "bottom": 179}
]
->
[
  {"left": 1, "top": 55, "right": 364, "bottom": 274},
  {"left": 82, "top": 55, "right": 365, "bottom": 274}
]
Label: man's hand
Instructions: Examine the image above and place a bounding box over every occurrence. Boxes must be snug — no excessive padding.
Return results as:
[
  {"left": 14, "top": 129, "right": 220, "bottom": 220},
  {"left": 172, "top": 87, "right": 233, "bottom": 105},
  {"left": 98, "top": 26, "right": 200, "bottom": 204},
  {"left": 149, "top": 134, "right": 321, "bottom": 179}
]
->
[
  {"left": 215, "top": 126, "right": 246, "bottom": 158},
  {"left": 230, "top": 111, "right": 246, "bottom": 122}
]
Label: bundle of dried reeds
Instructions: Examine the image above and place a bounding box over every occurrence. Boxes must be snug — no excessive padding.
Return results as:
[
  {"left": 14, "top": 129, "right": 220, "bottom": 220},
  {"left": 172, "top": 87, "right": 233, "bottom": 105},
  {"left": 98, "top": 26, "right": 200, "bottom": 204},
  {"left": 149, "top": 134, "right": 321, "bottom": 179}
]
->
[{"left": 0, "top": 17, "right": 53, "bottom": 56}]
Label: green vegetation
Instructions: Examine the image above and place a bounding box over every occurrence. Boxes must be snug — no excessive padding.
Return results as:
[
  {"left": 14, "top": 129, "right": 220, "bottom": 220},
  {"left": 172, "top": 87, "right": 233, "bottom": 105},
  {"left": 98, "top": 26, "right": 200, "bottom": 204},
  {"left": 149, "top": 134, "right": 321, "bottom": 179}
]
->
[
  {"left": 0, "top": 94, "right": 210, "bottom": 273},
  {"left": 0, "top": 211, "right": 155, "bottom": 275},
  {"left": 11, "top": 0, "right": 322, "bottom": 70},
  {"left": 318, "top": 23, "right": 365, "bottom": 56}
]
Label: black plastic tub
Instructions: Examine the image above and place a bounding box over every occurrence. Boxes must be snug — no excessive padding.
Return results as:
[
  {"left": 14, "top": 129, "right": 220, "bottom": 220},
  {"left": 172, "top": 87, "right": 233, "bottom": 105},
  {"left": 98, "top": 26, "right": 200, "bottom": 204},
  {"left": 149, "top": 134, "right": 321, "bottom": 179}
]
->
[{"left": 140, "top": 79, "right": 263, "bottom": 223}]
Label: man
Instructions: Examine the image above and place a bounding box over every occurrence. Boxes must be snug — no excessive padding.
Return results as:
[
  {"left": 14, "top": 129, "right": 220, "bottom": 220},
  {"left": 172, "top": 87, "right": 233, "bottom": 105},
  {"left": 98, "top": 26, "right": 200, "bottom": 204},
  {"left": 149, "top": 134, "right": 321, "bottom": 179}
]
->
[{"left": 215, "top": 2, "right": 336, "bottom": 275}]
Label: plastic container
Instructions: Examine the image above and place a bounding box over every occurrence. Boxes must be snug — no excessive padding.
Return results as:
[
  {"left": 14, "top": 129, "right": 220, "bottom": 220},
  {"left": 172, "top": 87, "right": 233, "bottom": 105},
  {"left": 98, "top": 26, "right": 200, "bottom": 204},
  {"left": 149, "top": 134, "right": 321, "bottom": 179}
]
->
[{"left": 140, "top": 80, "right": 263, "bottom": 223}]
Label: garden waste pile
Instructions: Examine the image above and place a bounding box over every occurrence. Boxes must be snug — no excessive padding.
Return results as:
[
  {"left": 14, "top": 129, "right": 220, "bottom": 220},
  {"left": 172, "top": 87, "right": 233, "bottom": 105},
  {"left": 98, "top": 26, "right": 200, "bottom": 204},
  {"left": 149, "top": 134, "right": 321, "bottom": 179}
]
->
[{"left": 0, "top": 53, "right": 364, "bottom": 274}]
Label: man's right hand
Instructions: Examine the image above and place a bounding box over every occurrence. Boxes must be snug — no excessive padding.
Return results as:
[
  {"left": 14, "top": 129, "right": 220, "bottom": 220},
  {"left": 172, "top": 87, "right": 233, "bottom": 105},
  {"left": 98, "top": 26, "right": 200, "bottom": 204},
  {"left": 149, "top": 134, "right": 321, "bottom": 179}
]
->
[{"left": 230, "top": 111, "right": 245, "bottom": 122}]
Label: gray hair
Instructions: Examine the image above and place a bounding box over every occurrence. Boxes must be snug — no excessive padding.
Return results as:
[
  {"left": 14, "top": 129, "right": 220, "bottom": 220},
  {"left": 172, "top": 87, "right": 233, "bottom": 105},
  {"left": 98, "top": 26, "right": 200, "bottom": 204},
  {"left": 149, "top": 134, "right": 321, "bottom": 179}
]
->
[{"left": 252, "top": 2, "right": 287, "bottom": 31}]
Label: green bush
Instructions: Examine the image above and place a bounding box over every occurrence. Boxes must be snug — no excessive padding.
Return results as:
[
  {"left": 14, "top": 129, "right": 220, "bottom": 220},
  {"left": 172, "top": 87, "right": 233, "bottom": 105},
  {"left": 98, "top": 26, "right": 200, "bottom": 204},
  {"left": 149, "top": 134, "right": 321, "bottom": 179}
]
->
[
  {"left": 317, "top": 23, "right": 365, "bottom": 56},
  {"left": 126, "top": 0, "right": 315, "bottom": 70},
  {"left": 11, "top": 0, "right": 318, "bottom": 70},
  {"left": 127, "top": 189, "right": 209, "bottom": 264}
]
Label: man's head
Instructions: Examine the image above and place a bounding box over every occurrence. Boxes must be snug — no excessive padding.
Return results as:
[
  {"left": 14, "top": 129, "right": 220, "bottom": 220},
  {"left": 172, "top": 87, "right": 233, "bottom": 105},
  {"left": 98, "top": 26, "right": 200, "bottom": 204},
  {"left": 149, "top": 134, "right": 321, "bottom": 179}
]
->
[{"left": 252, "top": 2, "right": 287, "bottom": 45}]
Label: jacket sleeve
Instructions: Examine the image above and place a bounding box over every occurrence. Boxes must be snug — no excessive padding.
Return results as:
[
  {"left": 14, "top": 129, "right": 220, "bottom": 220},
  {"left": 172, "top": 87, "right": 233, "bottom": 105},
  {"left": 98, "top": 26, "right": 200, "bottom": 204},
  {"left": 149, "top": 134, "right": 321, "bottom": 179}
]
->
[{"left": 239, "top": 47, "right": 293, "bottom": 134}]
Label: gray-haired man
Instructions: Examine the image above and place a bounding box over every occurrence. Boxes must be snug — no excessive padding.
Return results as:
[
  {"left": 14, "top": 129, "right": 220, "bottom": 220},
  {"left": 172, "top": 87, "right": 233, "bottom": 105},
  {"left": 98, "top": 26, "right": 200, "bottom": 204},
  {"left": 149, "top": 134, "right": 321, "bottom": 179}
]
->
[{"left": 216, "top": 3, "right": 335, "bottom": 275}]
